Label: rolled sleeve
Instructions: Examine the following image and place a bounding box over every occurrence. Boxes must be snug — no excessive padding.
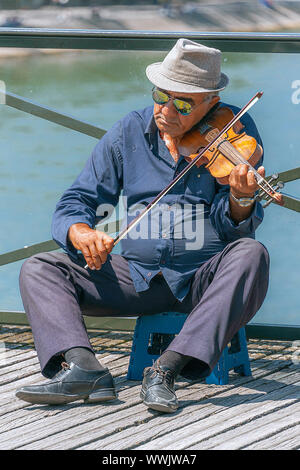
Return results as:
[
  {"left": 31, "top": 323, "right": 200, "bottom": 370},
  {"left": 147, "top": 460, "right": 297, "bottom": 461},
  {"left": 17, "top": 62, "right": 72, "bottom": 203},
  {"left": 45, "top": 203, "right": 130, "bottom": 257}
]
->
[{"left": 51, "top": 124, "right": 123, "bottom": 259}]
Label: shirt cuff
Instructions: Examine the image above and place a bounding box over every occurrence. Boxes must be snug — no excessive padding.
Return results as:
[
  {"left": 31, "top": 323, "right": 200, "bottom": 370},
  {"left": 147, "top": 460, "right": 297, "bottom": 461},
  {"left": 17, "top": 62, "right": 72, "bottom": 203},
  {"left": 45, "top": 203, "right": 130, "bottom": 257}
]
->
[
  {"left": 51, "top": 217, "right": 94, "bottom": 261},
  {"left": 223, "top": 195, "right": 264, "bottom": 237}
]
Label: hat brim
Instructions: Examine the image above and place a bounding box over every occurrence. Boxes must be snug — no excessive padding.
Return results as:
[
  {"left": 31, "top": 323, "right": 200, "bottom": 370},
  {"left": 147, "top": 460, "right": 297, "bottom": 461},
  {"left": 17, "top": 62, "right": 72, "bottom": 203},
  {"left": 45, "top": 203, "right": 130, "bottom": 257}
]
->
[{"left": 146, "top": 62, "right": 229, "bottom": 94}]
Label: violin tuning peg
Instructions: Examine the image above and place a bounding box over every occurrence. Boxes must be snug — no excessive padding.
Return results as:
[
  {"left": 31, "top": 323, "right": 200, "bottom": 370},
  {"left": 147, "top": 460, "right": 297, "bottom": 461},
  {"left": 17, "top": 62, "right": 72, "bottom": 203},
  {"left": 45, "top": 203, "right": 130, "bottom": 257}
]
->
[
  {"left": 266, "top": 174, "right": 278, "bottom": 185},
  {"left": 269, "top": 181, "right": 284, "bottom": 194},
  {"left": 276, "top": 181, "right": 284, "bottom": 190}
]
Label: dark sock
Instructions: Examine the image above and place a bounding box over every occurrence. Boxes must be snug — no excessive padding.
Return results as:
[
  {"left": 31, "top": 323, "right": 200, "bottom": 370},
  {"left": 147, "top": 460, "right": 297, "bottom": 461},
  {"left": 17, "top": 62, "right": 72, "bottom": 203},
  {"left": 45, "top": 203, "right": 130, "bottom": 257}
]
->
[
  {"left": 158, "top": 350, "right": 192, "bottom": 376},
  {"left": 64, "top": 347, "right": 106, "bottom": 371}
]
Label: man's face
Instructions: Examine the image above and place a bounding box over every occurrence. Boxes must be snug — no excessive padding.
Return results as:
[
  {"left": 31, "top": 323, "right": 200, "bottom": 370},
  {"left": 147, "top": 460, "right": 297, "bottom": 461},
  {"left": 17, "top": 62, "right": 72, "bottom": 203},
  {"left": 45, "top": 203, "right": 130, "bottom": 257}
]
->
[{"left": 153, "top": 89, "right": 220, "bottom": 139}]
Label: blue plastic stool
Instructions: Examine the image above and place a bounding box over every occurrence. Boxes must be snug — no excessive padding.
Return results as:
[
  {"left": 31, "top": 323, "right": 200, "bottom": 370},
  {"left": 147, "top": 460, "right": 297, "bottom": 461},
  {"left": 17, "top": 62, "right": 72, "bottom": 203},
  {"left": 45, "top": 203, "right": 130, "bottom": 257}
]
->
[{"left": 127, "top": 312, "right": 251, "bottom": 385}]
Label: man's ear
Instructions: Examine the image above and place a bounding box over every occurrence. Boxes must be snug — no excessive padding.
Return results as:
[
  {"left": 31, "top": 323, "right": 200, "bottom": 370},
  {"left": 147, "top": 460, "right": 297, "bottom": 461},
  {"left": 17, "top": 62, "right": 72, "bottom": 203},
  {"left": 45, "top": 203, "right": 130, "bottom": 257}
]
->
[{"left": 209, "top": 95, "right": 220, "bottom": 108}]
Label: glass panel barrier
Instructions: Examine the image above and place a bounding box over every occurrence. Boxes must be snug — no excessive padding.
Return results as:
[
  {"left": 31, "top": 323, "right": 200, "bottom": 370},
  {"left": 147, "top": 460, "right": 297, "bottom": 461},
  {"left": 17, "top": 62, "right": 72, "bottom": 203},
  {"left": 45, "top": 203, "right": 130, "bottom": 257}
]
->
[{"left": 0, "top": 45, "right": 299, "bottom": 326}]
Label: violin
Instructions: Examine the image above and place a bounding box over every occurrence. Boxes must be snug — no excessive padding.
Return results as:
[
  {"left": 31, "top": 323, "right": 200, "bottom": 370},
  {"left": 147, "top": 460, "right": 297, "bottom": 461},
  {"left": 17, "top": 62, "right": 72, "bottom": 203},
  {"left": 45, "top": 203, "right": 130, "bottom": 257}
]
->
[{"left": 178, "top": 104, "right": 284, "bottom": 206}]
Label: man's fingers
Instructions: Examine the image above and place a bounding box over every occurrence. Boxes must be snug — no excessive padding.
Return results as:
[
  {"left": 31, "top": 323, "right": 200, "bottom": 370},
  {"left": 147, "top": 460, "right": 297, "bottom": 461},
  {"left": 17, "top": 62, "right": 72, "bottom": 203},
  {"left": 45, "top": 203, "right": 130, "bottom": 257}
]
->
[
  {"left": 247, "top": 166, "right": 265, "bottom": 191},
  {"left": 90, "top": 242, "right": 105, "bottom": 270},
  {"left": 95, "top": 238, "right": 109, "bottom": 267},
  {"left": 81, "top": 245, "right": 97, "bottom": 270},
  {"left": 237, "top": 164, "right": 248, "bottom": 188},
  {"left": 74, "top": 231, "right": 114, "bottom": 271},
  {"left": 98, "top": 232, "right": 114, "bottom": 253},
  {"left": 257, "top": 165, "right": 265, "bottom": 177},
  {"left": 82, "top": 242, "right": 107, "bottom": 271},
  {"left": 247, "top": 170, "right": 258, "bottom": 190},
  {"left": 230, "top": 164, "right": 268, "bottom": 196}
]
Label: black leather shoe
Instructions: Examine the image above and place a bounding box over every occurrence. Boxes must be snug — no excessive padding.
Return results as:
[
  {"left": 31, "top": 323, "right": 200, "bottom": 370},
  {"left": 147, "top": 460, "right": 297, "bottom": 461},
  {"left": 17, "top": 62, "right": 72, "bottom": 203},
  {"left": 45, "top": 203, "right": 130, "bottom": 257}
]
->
[
  {"left": 15, "top": 362, "right": 117, "bottom": 405},
  {"left": 140, "top": 362, "right": 178, "bottom": 413}
]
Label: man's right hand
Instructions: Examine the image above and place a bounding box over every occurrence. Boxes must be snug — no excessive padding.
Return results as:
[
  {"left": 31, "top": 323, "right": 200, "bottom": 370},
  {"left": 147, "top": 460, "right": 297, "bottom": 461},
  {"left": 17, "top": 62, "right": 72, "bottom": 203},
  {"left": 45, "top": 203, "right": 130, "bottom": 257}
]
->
[{"left": 68, "top": 223, "right": 114, "bottom": 270}]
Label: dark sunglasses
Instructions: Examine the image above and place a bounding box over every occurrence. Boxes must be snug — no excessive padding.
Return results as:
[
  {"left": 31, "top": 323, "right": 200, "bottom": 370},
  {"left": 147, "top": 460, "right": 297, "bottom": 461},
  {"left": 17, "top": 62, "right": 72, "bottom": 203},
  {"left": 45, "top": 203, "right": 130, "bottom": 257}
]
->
[{"left": 152, "top": 87, "right": 194, "bottom": 116}]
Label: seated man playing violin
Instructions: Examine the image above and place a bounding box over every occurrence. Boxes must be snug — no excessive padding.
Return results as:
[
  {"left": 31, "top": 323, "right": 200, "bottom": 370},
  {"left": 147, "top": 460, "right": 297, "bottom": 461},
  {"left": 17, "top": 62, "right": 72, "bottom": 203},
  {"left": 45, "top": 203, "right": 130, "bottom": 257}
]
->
[{"left": 16, "top": 39, "right": 269, "bottom": 413}]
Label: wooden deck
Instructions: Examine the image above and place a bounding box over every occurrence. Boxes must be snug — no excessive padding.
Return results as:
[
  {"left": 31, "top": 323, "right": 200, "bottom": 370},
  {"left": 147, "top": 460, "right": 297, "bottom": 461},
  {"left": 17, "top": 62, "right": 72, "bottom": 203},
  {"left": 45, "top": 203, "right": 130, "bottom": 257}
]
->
[{"left": 0, "top": 324, "right": 299, "bottom": 450}]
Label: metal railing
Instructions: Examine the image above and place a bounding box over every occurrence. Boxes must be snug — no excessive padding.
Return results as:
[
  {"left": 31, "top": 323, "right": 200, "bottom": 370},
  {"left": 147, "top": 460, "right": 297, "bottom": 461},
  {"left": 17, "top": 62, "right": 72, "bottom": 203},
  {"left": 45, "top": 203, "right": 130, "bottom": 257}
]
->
[
  {"left": 1, "top": 29, "right": 300, "bottom": 53},
  {"left": 0, "top": 29, "right": 299, "bottom": 339}
]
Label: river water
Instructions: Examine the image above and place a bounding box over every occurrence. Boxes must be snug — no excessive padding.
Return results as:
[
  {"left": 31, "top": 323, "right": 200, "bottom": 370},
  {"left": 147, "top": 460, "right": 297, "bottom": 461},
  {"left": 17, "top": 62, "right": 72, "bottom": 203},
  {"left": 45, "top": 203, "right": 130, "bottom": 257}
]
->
[{"left": 0, "top": 48, "right": 299, "bottom": 325}]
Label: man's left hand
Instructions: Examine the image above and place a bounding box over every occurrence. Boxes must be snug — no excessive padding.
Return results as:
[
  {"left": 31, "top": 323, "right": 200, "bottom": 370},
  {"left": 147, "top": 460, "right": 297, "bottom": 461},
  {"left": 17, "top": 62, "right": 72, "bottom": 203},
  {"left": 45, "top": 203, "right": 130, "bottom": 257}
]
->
[{"left": 229, "top": 164, "right": 265, "bottom": 198}]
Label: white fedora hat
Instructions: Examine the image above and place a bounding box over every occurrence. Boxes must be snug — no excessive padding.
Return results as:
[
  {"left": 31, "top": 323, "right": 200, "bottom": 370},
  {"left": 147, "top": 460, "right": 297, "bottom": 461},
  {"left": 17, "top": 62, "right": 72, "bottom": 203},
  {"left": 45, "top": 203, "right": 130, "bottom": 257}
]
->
[{"left": 146, "top": 38, "right": 229, "bottom": 94}]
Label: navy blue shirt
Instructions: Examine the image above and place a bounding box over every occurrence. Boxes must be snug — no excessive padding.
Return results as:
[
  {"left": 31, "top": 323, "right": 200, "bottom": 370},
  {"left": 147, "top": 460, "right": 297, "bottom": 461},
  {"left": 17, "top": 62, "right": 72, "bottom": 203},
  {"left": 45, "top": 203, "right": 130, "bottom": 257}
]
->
[{"left": 52, "top": 103, "right": 264, "bottom": 301}]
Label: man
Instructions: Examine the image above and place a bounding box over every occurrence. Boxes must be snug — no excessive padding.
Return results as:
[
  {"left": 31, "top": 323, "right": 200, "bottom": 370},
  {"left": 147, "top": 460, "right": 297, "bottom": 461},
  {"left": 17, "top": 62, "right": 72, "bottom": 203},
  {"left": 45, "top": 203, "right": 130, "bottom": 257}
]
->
[{"left": 16, "top": 39, "right": 269, "bottom": 413}]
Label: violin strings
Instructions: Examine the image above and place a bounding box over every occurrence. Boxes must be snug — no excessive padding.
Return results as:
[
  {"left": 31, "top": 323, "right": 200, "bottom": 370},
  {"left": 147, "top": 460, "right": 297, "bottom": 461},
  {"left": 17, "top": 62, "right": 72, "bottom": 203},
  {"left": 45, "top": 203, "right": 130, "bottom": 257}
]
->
[{"left": 213, "top": 138, "right": 277, "bottom": 200}]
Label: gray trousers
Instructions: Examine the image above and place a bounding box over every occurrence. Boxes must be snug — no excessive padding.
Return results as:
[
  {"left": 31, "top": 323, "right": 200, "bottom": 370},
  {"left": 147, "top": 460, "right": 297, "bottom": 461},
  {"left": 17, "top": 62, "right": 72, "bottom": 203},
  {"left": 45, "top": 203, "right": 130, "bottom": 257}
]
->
[{"left": 19, "top": 238, "right": 269, "bottom": 379}]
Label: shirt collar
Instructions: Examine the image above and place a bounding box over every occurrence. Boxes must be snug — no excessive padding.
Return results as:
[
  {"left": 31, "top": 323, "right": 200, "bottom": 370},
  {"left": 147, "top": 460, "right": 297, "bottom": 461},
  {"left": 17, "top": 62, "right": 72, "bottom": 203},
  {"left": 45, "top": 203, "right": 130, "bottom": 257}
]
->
[{"left": 144, "top": 112, "right": 157, "bottom": 139}]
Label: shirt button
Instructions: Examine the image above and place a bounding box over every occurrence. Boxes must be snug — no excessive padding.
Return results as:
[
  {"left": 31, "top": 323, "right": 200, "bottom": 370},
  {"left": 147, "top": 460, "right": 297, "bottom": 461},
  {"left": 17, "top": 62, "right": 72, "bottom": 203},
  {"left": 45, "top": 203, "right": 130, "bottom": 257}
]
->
[
  {"left": 162, "top": 233, "right": 167, "bottom": 238},
  {"left": 147, "top": 272, "right": 152, "bottom": 277}
]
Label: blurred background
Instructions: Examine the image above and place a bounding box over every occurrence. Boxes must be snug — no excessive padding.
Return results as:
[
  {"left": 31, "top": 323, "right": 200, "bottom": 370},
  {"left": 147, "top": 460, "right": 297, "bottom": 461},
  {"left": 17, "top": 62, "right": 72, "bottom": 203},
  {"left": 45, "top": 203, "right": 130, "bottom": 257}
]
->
[
  {"left": 0, "top": 1, "right": 299, "bottom": 328},
  {"left": 0, "top": 1, "right": 300, "bottom": 32}
]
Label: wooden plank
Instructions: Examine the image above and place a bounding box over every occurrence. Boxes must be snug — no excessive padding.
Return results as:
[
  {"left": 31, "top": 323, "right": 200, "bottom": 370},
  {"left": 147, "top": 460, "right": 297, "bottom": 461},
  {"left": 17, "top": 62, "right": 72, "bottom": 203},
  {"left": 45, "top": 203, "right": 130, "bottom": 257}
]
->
[
  {"left": 91, "top": 334, "right": 133, "bottom": 347},
  {"left": 90, "top": 368, "right": 300, "bottom": 450},
  {"left": 0, "top": 356, "right": 39, "bottom": 378},
  {"left": 0, "top": 389, "right": 145, "bottom": 450},
  {"left": 0, "top": 336, "right": 297, "bottom": 450},
  {"left": 0, "top": 375, "right": 132, "bottom": 437},
  {"left": 0, "top": 349, "right": 36, "bottom": 374},
  {"left": 0, "top": 325, "right": 31, "bottom": 334},
  {"left": 0, "top": 332, "right": 34, "bottom": 348},
  {"left": 0, "top": 374, "right": 130, "bottom": 420},
  {"left": 0, "top": 338, "right": 291, "bottom": 382},
  {"left": 0, "top": 340, "right": 130, "bottom": 382},
  {"left": 0, "top": 341, "right": 291, "bottom": 414},
  {"left": 243, "top": 423, "right": 300, "bottom": 449},
  {"left": 0, "top": 372, "right": 195, "bottom": 433},
  {"left": 15, "top": 365, "right": 300, "bottom": 450},
  {"left": 0, "top": 352, "right": 130, "bottom": 413},
  {"left": 0, "top": 327, "right": 33, "bottom": 338},
  {"left": 0, "top": 337, "right": 293, "bottom": 394},
  {"left": 143, "top": 381, "right": 300, "bottom": 450},
  {"left": 17, "top": 382, "right": 225, "bottom": 451},
  {"left": 0, "top": 359, "right": 289, "bottom": 438},
  {"left": 133, "top": 371, "right": 300, "bottom": 450},
  {"left": 187, "top": 402, "right": 300, "bottom": 450},
  {"left": 0, "top": 358, "right": 243, "bottom": 450},
  {"left": 0, "top": 351, "right": 128, "bottom": 396},
  {"left": 0, "top": 359, "right": 46, "bottom": 386},
  {"left": 0, "top": 347, "right": 35, "bottom": 363}
]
